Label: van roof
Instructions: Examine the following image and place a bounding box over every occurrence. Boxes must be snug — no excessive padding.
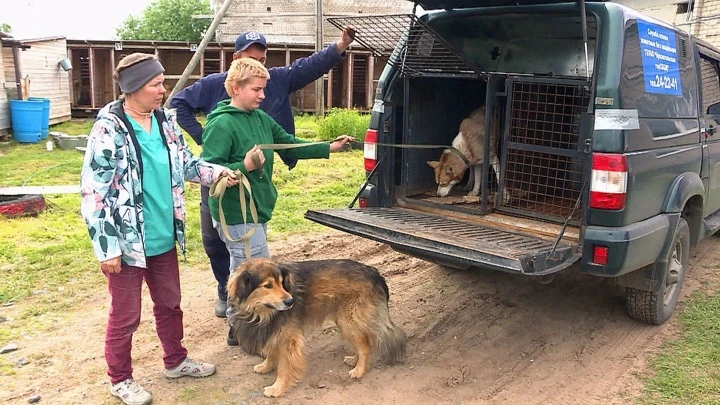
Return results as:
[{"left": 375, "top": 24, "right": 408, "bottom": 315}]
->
[{"left": 410, "top": 0, "right": 594, "bottom": 10}]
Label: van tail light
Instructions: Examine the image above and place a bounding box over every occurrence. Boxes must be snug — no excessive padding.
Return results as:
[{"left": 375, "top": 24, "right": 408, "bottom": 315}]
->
[
  {"left": 364, "top": 129, "right": 378, "bottom": 172},
  {"left": 590, "top": 153, "right": 627, "bottom": 210},
  {"left": 358, "top": 198, "right": 368, "bottom": 208}
]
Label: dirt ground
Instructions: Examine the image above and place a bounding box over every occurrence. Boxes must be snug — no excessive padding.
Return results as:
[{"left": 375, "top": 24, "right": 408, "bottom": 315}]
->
[{"left": 3, "top": 230, "right": 720, "bottom": 405}]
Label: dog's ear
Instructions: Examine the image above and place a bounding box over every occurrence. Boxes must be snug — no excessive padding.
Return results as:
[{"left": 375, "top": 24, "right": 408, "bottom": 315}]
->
[
  {"left": 427, "top": 161, "right": 439, "bottom": 169},
  {"left": 227, "top": 270, "right": 258, "bottom": 302},
  {"left": 279, "top": 264, "right": 295, "bottom": 293}
]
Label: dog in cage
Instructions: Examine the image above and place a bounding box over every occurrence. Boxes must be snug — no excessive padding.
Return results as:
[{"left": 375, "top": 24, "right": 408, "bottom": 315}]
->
[{"left": 427, "top": 105, "right": 503, "bottom": 200}]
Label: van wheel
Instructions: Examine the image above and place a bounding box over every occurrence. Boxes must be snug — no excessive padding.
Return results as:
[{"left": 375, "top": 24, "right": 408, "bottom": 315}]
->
[{"left": 625, "top": 217, "right": 689, "bottom": 325}]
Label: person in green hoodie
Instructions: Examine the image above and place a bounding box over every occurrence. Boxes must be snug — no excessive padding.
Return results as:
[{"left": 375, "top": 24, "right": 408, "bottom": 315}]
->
[{"left": 201, "top": 58, "right": 352, "bottom": 330}]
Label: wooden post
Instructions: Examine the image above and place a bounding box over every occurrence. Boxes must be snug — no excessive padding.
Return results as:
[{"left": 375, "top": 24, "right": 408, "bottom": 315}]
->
[
  {"left": 10, "top": 45, "right": 23, "bottom": 99},
  {"left": 346, "top": 52, "right": 353, "bottom": 108},
  {"left": 164, "top": 0, "right": 234, "bottom": 107},
  {"left": 89, "top": 47, "right": 96, "bottom": 109},
  {"left": 110, "top": 48, "right": 117, "bottom": 100},
  {"left": 67, "top": 48, "right": 74, "bottom": 105},
  {"left": 220, "top": 47, "right": 226, "bottom": 72},
  {"left": 315, "top": 0, "right": 325, "bottom": 117},
  {"left": 285, "top": 47, "right": 290, "bottom": 66},
  {"left": 367, "top": 54, "right": 374, "bottom": 109},
  {"left": 327, "top": 67, "right": 333, "bottom": 109}
]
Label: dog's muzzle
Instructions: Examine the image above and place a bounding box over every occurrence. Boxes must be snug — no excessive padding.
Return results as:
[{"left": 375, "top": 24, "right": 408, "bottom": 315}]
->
[{"left": 265, "top": 297, "right": 294, "bottom": 311}]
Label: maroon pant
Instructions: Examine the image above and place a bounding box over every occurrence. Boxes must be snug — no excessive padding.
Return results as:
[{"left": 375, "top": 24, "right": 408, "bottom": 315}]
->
[{"left": 103, "top": 247, "right": 187, "bottom": 384}]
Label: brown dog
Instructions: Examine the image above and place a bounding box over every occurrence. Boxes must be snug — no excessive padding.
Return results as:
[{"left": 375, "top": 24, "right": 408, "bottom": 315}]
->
[
  {"left": 226, "top": 258, "right": 406, "bottom": 398},
  {"left": 427, "top": 106, "right": 500, "bottom": 197}
]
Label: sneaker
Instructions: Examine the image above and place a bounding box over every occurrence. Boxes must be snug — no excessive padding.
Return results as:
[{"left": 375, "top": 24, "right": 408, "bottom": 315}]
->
[
  {"left": 215, "top": 298, "right": 227, "bottom": 318},
  {"left": 109, "top": 378, "right": 152, "bottom": 405},
  {"left": 163, "top": 358, "right": 216, "bottom": 379},
  {"left": 227, "top": 326, "right": 239, "bottom": 347}
]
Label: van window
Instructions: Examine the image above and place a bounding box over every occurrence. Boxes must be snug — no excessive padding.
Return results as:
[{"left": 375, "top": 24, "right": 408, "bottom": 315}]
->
[
  {"left": 431, "top": 12, "right": 597, "bottom": 78},
  {"left": 620, "top": 19, "right": 697, "bottom": 118},
  {"left": 700, "top": 55, "right": 720, "bottom": 114}
]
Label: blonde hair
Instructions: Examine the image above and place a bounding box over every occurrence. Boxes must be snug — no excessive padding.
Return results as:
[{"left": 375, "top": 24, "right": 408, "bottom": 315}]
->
[
  {"left": 112, "top": 53, "right": 156, "bottom": 83},
  {"left": 224, "top": 58, "right": 269, "bottom": 97}
]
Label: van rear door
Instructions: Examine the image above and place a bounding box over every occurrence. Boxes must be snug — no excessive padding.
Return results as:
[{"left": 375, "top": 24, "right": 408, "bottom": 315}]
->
[{"left": 305, "top": 208, "right": 581, "bottom": 275}]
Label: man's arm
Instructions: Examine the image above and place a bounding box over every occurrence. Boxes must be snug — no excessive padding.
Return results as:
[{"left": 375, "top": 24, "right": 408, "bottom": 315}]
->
[
  {"left": 169, "top": 73, "right": 227, "bottom": 145},
  {"left": 277, "top": 27, "right": 355, "bottom": 93}
]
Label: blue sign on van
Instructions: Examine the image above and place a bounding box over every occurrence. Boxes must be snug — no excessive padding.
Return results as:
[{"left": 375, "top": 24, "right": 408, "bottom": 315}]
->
[{"left": 638, "top": 19, "right": 682, "bottom": 96}]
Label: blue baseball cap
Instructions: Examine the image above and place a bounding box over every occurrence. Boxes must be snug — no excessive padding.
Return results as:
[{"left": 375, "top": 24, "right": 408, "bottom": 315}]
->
[{"left": 235, "top": 31, "right": 267, "bottom": 52}]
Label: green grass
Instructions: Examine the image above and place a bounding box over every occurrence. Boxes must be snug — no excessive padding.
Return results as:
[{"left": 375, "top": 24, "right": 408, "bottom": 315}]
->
[
  {"left": 294, "top": 113, "right": 320, "bottom": 139},
  {"left": 49, "top": 119, "right": 93, "bottom": 136},
  {"left": 640, "top": 291, "right": 720, "bottom": 405},
  {"left": 0, "top": 141, "right": 84, "bottom": 186},
  {"left": 0, "top": 115, "right": 364, "bottom": 339},
  {"left": 316, "top": 108, "right": 370, "bottom": 141}
]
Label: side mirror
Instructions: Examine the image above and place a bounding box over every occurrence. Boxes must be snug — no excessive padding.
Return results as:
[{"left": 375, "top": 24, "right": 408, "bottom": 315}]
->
[{"left": 708, "top": 102, "right": 720, "bottom": 115}]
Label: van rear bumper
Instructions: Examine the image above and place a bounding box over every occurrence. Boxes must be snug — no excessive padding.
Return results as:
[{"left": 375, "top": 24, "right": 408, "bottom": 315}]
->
[{"left": 580, "top": 213, "right": 677, "bottom": 277}]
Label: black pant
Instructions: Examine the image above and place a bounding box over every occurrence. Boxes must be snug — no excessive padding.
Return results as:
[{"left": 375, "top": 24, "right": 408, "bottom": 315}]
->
[{"left": 200, "top": 185, "right": 231, "bottom": 301}]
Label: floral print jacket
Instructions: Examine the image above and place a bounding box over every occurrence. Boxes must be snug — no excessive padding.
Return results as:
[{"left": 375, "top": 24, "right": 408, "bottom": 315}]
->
[{"left": 81, "top": 100, "right": 224, "bottom": 268}]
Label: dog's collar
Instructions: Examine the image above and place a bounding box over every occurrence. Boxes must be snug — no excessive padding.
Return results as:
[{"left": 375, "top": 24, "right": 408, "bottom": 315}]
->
[{"left": 447, "top": 147, "right": 472, "bottom": 168}]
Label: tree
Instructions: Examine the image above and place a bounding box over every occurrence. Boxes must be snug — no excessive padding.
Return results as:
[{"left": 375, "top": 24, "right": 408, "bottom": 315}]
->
[
  {"left": 0, "top": 23, "right": 11, "bottom": 34},
  {"left": 116, "top": 0, "right": 212, "bottom": 42}
]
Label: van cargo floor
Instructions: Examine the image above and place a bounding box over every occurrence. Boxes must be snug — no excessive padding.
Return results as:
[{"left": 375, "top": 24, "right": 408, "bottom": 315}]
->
[{"left": 305, "top": 207, "right": 581, "bottom": 275}]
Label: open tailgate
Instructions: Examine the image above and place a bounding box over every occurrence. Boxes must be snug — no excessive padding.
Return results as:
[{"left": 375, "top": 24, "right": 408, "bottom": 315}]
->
[{"left": 305, "top": 208, "right": 580, "bottom": 275}]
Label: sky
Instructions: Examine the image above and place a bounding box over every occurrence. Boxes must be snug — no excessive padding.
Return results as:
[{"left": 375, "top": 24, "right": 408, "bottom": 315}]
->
[{"left": 2, "top": 0, "right": 154, "bottom": 40}]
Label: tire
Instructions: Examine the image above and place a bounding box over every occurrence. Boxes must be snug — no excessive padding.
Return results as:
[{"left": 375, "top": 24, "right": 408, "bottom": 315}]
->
[
  {"left": 625, "top": 217, "right": 689, "bottom": 325},
  {"left": 0, "top": 194, "right": 46, "bottom": 218}
]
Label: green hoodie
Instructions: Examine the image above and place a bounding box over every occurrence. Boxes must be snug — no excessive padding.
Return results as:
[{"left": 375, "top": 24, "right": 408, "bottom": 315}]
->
[{"left": 202, "top": 100, "right": 330, "bottom": 225}]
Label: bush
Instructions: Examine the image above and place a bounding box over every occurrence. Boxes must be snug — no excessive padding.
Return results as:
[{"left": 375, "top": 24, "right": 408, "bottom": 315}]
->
[{"left": 316, "top": 109, "right": 370, "bottom": 142}]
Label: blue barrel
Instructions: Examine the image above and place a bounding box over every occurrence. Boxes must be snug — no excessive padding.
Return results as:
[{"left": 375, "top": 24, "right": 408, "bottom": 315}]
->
[
  {"left": 27, "top": 97, "right": 50, "bottom": 139},
  {"left": 9, "top": 99, "right": 43, "bottom": 143}
]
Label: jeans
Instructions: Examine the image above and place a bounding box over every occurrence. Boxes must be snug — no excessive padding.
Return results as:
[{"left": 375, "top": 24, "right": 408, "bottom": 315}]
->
[
  {"left": 103, "top": 247, "right": 187, "bottom": 384},
  {"left": 214, "top": 222, "right": 271, "bottom": 324}
]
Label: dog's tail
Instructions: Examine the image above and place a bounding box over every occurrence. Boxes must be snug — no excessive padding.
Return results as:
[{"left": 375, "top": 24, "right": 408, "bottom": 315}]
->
[{"left": 369, "top": 280, "right": 406, "bottom": 364}]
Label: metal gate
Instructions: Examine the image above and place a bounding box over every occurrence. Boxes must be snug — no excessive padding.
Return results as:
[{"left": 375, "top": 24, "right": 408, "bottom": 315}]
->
[
  {"left": 327, "top": 14, "right": 478, "bottom": 78},
  {"left": 498, "top": 77, "right": 591, "bottom": 224}
]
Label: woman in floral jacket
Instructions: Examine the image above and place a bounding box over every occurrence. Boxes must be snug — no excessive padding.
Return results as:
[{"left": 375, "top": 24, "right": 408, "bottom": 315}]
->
[{"left": 80, "top": 53, "right": 237, "bottom": 405}]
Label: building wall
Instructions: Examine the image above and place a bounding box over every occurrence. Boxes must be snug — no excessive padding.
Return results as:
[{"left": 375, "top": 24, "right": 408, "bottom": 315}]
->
[
  {"left": 214, "top": 0, "right": 413, "bottom": 45},
  {"left": 0, "top": 47, "right": 9, "bottom": 135},
  {"left": 618, "top": 0, "right": 720, "bottom": 48},
  {"left": 3, "top": 38, "right": 71, "bottom": 124},
  {"left": 692, "top": 0, "right": 720, "bottom": 47}
]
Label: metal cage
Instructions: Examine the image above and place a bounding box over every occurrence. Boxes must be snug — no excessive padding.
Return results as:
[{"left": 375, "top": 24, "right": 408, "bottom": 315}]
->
[
  {"left": 327, "top": 14, "right": 478, "bottom": 78},
  {"left": 498, "top": 77, "right": 591, "bottom": 223}
]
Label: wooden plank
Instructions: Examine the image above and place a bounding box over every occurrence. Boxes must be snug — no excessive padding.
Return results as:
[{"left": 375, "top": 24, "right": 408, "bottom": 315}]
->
[{"left": 0, "top": 185, "right": 80, "bottom": 195}]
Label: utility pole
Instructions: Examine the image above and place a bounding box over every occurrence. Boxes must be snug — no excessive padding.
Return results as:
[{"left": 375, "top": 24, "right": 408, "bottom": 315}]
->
[
  {"left": 315, "top": 0, "right": 325, "bottom": 117},
  {"left": 164, "top": 0, "right": 234, "bottom": 108}
]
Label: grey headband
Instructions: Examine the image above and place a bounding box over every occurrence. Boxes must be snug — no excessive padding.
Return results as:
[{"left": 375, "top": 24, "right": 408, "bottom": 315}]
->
[{"left": 117, "top": 58, "right": 165, "bottom": 94}]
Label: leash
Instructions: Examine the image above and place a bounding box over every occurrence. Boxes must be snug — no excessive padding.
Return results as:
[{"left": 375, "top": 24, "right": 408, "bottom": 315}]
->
[
  {"left": 210, "top": 139, "right": 470, "bottom": 258},
  {"left": 254, "top": 139, "right": 471, "bottom": 169},
  {"left": 209, "top": 170, "right": 259, "bottom": 259}
]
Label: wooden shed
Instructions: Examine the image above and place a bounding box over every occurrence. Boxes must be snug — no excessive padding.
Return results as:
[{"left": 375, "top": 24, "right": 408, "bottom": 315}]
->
[
  {"left": 1, "top": 36, "right": 72, "bottom": 126},
  {"left": 67, "top": 39, "right": 384, "bottom": 116}
]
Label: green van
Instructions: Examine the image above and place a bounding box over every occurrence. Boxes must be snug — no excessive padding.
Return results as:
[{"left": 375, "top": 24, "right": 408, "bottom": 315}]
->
[{"left": 307, "top": 1, "right": 720, "bottom": 325}]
